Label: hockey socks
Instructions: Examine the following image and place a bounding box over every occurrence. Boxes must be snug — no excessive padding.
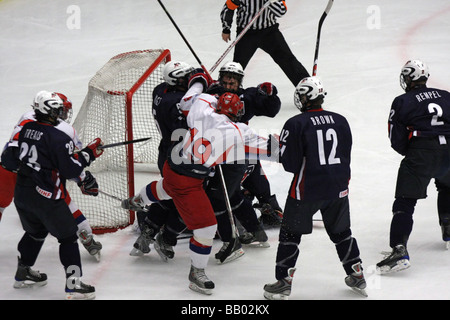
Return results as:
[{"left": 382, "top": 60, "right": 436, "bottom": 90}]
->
[{"left": 140, "top": 179, "right": 171, "bottom": 205}]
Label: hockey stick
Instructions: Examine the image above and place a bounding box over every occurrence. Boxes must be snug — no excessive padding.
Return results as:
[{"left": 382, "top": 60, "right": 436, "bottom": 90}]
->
[
  {"left": 157, "top": 0, "right": 209, "bottom": 74},
  {"left": 98, "top": 137, "right": 151, "bottom": 150},
  {"left": 98, "top": 189, "right": 124, "bottom": 202},
  {"left": 209, "top": 0, "right": 276, "bottom": 73},
  {"left": 312, "top": 0, "right": 334, "bottom": 76},
  {"left": 217, "top": 165, "right": 239, "bottom": 263}
]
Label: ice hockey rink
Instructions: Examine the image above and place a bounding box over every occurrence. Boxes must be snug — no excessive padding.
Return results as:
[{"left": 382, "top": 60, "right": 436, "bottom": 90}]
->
[{"left": 0, "top": 0, "right": 450, "bottom": 302}]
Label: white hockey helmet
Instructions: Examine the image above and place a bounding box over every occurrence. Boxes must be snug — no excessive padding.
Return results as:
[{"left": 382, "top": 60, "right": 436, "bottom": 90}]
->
[
  {"left": 33, "top": 91, "right": 63, "bottom": 115},
  {"left": 294, "top": 77, "right": 326, "bottom": 112},
  {"left": 400, "top": 60, "right": 430, "bottom": 91},
  {"left": 163, "top": 61, "right": 195, "bottom": 87},
  {"left": 219, "top": 61, "right": 244, "bottom": 85}
]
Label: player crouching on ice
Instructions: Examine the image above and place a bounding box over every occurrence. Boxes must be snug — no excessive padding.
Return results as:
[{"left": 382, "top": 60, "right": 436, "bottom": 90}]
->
[{"left": 122, "top": 70, "right": 279, "bottom": 295}]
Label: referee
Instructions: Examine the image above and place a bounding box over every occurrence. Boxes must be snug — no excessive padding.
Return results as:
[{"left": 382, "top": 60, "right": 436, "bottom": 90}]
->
[{"left": 220, "top": 0, "right": 309, "bottom": 87}]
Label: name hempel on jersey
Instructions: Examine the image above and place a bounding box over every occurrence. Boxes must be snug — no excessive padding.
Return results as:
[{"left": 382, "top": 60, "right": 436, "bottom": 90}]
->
[
  {"left": 415, "top": 90, "right": 442, "bottom": 102},
  {"left": 309, "top": 114, "right": 336, "bottom": 126},
  {"left": 23, "top": 128, "right": 44, "bottom": 141}
]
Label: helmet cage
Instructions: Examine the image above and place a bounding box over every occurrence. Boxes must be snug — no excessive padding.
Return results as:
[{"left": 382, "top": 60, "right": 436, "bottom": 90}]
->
[
  {"left": 219, "top": 62, "right": 244, "bottom": 89},
  {"left": 216, "top": 92, "right": 245, "bottom": 122},
  {"left": 55, "top": 92, "right": 73, "bottom": 123}
]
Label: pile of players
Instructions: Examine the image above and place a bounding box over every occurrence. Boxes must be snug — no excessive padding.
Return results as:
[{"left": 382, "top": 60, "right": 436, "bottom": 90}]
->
[{"left": 2, "top": 58, "right": 450, "bottom": 300}]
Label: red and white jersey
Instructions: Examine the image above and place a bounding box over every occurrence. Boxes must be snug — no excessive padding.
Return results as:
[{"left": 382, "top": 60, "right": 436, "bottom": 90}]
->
[
  {"left": 7, "top": 110, "right": 82, "bottom": 150},
  {"left": 175, "top": 83, "right": 271, "bottom": 168}
]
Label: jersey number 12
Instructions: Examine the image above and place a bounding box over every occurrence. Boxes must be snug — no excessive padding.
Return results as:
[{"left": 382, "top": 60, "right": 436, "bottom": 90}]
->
[{"left": 317, "top": 128, "right": 341, "bottom": 165}]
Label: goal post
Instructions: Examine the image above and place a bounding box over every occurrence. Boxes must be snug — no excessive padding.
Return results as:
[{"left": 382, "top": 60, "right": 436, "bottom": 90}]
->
[{"left": 67, "top": 49, "right": 171, "bottom": 234}]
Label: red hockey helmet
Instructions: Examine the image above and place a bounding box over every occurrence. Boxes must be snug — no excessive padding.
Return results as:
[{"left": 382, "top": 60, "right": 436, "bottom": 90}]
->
[
  {"left": 55, "top": 92, "right": 73, "bottom": 122},
  {"left": 216, "top": 92, "right": 244, "bottom": 122}
]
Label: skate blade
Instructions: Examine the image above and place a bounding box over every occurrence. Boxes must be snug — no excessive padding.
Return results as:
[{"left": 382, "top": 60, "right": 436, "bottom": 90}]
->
[
  {"left": 13, "top": 280, "right": 47, "bottom": 289},
  {"left": 350, "top": 286, "right": 368, "bottom": 297},
  {"left": 129, "top": 247, "right": 145, "bottom": 256},
  {"left": 91, "top": 252, "right": 101, "bottom": 262},
  {"left": 446, "top": 241, "right": 450, "bottom": 250},
  {"left": 216, "top": 248, "right": 245, "bottom": 264},
  {"left": 377, "top": 259, "right": 411, "bottom": 274},
  {"left": 154, "top": 248, "right": 174, "bottom": 262},
  {"left": 244, "top": 241, "right": 270, "bottom": 248},
  {"left": 65, "top": 291, "right": 96, "bottom": 300},
  {"left": 155, "top": 250, "right": 169, "bottom": 262},
  {"left": 263, "top": 291, "right": 289, "bottom": 300},
  {"left": 189, "top": 282, "right": 213, "bottom": 295}
]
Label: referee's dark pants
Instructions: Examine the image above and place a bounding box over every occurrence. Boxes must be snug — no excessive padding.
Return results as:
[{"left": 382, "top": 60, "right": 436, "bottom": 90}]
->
[{"left": 234, "top": 24, "right": 310, "bottom": 86}]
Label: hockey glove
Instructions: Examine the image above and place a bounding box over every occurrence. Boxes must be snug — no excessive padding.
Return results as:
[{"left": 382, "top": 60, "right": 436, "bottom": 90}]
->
[
  {"left": 257, "top": 82, "right": 277, "bottom": 96},
  {"left": 80, "top": 138, "right": 104, "bottom": 166},
  {"left": 77, "top": 170, "right": 99, "bottom": 196},
  {"left": 188, "top": 68, "right": 213, "bottom": 91}
]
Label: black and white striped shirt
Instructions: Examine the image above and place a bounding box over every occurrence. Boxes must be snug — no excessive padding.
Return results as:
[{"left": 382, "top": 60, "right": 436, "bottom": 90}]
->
[{"left": 221, "top": 0, "right": 287, "bottom": 33}]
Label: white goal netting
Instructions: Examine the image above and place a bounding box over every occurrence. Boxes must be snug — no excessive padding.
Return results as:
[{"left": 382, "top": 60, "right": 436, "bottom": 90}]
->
[{"left": 66, "top": 49, "right": 171, "bottom": 233}]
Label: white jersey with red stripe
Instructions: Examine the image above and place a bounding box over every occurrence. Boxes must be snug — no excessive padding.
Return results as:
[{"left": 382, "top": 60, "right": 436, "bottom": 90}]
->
[
  {"left": 175, "top": 83, "right": 271, "bottom": 168},
  {"left": 7, "top": 110, "right": 82, "bottom": 150}
]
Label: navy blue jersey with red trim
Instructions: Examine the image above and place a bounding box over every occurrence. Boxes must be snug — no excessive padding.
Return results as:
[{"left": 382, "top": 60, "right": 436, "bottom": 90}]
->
[
  {"left": 18, "top": 121, "right": 88, "bottom": 200},
  {"left": 388, "top": 86, "right": 450, "bottom": 155},
  {"left": 152, "top": 82, "right": 189, "bottom": 172},
  {"left": 240, "top": 86, "right": 281, "bottom": 123},
  {"left": 279, "top": 108, "right": 352, "bottom": 201}
]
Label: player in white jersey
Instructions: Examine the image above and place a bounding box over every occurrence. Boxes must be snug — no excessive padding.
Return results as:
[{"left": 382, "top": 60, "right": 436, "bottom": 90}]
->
[{"left": 122, "top": 71, "right": 278, "bottom": 294}]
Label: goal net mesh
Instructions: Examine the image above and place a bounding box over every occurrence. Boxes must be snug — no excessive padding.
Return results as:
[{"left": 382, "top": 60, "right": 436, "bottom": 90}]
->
[{"left": 66, "top": 49, "right": 171, "bottom": 234}]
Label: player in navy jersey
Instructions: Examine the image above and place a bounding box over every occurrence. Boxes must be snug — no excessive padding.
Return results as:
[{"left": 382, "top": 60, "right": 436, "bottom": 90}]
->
[
  {"left": 13, "top": 91, "right": 104, "bottom": 299},
  {"left": 264, "top": 77, "right": 367, "bottom": 299},
  {"left": 376, "top": 60, "right": 450, "bottom": 274}
]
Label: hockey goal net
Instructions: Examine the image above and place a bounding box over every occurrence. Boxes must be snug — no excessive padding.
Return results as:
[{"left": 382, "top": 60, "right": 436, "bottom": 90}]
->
[{"left": 67, "top": 49, "right": 171, "bottom": 234}]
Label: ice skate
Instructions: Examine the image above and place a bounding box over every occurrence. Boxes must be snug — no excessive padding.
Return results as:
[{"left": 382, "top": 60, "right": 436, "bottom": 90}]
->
[
  {"left": 65, "top": 279, "right": 95, "bottom": 300},
  {"left": 376, "top": 244, "right": 410, "bottom": 274},
  {"left": 129, "top": 223, "right": 156, "bottom": 256},
  {"left": 13, "top": 257, "right": 48, "bottom": 289},
  {"left": 154, "top": 231, "right": 175, "bottom": 261},
  {"left": 78, "top": 229, "right": 102, "bottom": 261},
  {"left": 188, "top": 265, "right": 215, "bottom": 295},
  {"left": 215, "top": 238, "right": 245, "bottom": 264},
  {"left": 239, "top": 225, "right": 270, "bottom": 248},
  {"left": 263, "top": 268, "right": 296, "bottom": 300},
  {"left": 345, "top": 262, "right": 368, "bottom": 297}
]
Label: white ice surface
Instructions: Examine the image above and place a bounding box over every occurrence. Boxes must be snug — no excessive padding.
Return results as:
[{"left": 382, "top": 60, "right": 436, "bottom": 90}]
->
[{"left": 0, "top": 0, "right": 450, "bottom": 301}]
